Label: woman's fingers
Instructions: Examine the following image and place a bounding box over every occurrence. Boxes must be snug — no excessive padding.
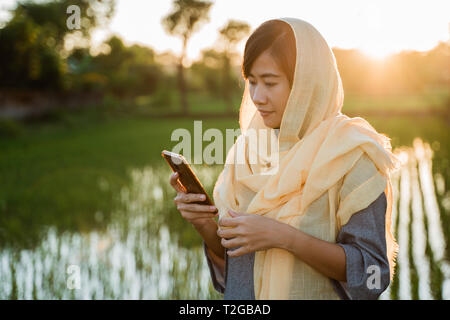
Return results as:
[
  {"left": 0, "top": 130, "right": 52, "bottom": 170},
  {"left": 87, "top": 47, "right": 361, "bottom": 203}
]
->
[
  {"left": 174, "top": 193, "right": 207, "bottom": 204},
  {"left": 176, "top": 203, "right": 217, "bottom": 213},
  {"left": 180, "top": 210, "right": 218, "bottom": 220},
  {"left": 217, "top": 226, "right": 240, "bottom": 239},
  {"left": 227, "top": 246, "right": 248, "bottom": 257},
  {"left": 169, "top": 173, "right": 217, "bottom": 225},
  {"left": 169, "top": 172, "right": 185, "bottom": 193},
  {"left": 218, "top": 217, "right": 240, "bottom": 228},
  {"left": 221, "top": 237, "right": 244, "bottom": 249}
]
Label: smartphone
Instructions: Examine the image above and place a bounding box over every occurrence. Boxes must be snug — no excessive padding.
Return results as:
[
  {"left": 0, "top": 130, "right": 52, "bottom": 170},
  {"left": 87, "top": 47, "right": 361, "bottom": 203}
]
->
[{"left": 161, "top": 150, "right": 213, "bottom": 205}]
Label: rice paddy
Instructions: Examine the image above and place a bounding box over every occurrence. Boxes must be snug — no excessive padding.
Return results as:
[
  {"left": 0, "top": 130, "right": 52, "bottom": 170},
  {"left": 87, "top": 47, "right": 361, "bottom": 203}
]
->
[{"left": 0, "top": 115, "right": 448, "bottom": 300}]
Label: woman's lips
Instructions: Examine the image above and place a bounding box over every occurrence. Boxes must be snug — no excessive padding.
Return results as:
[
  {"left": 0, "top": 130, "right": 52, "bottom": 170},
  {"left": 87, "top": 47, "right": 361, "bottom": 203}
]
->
[{"left": 258, "top": 110, "right": 274, "bottom": 118}]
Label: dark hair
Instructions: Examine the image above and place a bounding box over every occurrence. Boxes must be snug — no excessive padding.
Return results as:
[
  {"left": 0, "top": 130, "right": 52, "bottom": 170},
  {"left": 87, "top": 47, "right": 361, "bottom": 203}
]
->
[{"left": 242, "top": 20, "right": 296, "bottom": 88}]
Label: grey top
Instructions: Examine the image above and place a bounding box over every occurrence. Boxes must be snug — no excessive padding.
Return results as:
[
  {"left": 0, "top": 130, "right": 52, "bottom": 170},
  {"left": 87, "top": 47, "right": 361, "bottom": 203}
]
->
[{"left": 203, "top": 191, "right": 390, "bottom": 300}]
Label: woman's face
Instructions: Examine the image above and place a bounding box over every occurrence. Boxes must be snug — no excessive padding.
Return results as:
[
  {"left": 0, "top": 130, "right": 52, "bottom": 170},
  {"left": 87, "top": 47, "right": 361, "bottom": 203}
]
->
[{"left": 248, "top": 50, "right": 292, "bottom": 129}]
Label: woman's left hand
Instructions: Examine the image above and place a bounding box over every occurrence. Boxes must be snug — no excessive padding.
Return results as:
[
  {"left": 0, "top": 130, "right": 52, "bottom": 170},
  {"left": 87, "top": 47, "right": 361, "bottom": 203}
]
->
[{"left": 217, "top": 209, "right": 288, "bottom": 257}]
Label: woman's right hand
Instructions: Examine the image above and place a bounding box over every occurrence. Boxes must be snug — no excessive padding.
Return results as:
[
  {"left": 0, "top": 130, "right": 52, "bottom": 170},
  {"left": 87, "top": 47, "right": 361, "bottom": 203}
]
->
[{"left": 169, "top": 172, "right": 218, "bottom": 228}]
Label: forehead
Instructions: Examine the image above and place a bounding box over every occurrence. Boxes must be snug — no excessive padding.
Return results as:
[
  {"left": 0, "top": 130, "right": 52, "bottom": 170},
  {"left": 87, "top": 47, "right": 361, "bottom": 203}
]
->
[{"left": 248, "top": 51, "right": 283, "bottom": 78}]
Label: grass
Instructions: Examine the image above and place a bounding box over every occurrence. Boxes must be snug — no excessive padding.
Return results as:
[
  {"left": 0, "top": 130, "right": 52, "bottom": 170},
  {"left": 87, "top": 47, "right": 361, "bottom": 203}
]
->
[
  {"left": 0, "top": 110, "right": 239, "bottom": 248},
  {"left": 343, "top": 90, "right": 449, "bottom": 115},
  {"left": 126, "top": 88, "right": 450, "bottom": 117}
]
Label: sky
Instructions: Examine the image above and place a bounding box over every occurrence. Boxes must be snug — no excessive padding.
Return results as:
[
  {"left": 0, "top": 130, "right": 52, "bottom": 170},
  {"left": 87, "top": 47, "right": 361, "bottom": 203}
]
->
[{"left": 1, "top": 0, "right": 449, "bottom": 63}]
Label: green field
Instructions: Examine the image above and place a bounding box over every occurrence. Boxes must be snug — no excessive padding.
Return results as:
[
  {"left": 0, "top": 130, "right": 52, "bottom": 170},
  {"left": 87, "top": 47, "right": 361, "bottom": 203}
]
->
[{"left": 0, "top": 105, "right": 448, "bottom": 299}]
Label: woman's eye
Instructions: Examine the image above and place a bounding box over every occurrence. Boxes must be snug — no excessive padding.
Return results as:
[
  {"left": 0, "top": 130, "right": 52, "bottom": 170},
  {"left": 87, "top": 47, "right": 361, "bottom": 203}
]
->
[
  {"left": 249, "top": 81, "right": 256, "bottom": 85},
  {"left": 265, "top": 83, "right": 276, "bottom": 87}
]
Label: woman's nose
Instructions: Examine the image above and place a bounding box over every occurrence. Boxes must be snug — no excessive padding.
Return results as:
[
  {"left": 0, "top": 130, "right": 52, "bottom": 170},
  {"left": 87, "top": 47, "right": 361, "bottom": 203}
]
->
[{"left": 252, "top": 86, "right": 267, "bottom": 106}]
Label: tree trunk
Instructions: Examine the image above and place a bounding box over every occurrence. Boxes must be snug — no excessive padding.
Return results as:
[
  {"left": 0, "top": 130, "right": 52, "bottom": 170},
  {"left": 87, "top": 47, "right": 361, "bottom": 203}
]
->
[
  {"left": 178, "top": 37, "right": 189, "bottom": 115},
  {"left": 223, "top": 52, "right": 233, "bottom": 113},
  {"left": 177, "top": 62, "right": 188, "bottom": 115}
]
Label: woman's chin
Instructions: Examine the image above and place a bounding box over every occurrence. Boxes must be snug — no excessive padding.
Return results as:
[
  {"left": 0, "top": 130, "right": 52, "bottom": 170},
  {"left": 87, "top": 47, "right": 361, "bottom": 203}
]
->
[{"left": 262, "top": 118, "right": 280, "bottom": 129}]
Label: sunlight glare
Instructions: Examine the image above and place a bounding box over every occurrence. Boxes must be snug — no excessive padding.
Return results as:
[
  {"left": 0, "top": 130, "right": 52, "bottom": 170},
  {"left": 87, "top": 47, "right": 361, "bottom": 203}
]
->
[{"left": 360, "top": 45, "right": 391, "bottom": 60}]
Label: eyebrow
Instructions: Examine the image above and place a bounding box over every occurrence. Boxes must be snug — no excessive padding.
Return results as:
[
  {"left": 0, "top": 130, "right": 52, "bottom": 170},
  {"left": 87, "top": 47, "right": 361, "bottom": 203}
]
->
[{"left": 248, "top": 72, "right": 280, "bottom": 79}]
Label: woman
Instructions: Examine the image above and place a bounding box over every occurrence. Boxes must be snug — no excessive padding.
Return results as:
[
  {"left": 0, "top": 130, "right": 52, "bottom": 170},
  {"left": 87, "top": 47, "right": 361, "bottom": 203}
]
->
[{"left": 169, "top": 17, "right": 401, "bottom": 300}]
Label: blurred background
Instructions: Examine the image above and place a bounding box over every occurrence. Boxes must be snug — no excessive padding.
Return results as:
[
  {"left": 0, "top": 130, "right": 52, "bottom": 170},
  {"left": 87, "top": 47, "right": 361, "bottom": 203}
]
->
[{"left": 0, "top": 0, "right": 448, "bottom": 299}]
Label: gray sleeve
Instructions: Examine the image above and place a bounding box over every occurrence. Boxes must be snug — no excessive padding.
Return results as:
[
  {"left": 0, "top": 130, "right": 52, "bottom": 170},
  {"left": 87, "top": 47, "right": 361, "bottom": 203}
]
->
[
  {"left": 203, "top": 241, "right": 227, "bottom": 294},
  {"left": 332, "top": 191, "right": 391, "bottom": 300}
]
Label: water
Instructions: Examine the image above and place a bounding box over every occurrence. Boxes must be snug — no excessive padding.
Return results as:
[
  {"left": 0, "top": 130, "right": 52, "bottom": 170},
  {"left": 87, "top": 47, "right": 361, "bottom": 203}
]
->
[
  {"left": 0, "top": 137, "right": 448, "bottom": 299},
  {"left": 380, "top": 138, "right": 450, "bottom": 300},
  {"left": 0, "top": 165, "right": 224, "bottom": 299}
]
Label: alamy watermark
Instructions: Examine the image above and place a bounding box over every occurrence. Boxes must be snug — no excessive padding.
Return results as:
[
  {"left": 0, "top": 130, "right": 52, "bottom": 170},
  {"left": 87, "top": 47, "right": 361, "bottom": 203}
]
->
[
  {"left": 66, "top": 5, "right": 81, "bottom": 30},
  {"left": 170, "top": 121, "right": 279, "bottom": 174},
  {"left": 366, "top": 265, "right": 382, "bottom": 290},
  {"left": 66, "top": 264, "right": 81, "bottom": 290}
]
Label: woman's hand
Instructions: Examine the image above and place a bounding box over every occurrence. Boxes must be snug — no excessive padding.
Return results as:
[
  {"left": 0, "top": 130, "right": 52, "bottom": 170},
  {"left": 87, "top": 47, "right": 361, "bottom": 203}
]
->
[
  {"left": 169, "top": 172, "right": 218, "bottom": 228},
  {"left": 217, "top": 209, "right": 288, "bottom": 257}
]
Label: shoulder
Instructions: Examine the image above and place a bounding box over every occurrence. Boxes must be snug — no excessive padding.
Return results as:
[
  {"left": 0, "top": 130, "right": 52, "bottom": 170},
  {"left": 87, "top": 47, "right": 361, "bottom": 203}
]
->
[
  {"left": 336, "top": 152, "right": 387, "bottom": 229},
  {"left": 340, "top": 152, "right": 379, "bottom": 201}
]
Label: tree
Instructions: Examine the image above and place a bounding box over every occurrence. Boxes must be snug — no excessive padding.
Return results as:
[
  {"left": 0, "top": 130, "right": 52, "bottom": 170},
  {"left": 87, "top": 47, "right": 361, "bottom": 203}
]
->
[
  {"left": 218, "top": 20, "right": 250, "bottom": 113},
  {"left": 11, "top": 0, "right": 115, "bottom": 51},
  {"left": 0, "top": 0, "right": 115, "bottom": 90},
  {"left": 190, "top": 48, "right": 223, "bottom": 97},
  {"left": 89, "top": 36, "right": 162, "bottom": 98},
  {"left": 162, "top": 0, "right": 213, "bottom": 115},
  {"left": 0, "top": 14, "right": 65, "bottom": 89}
]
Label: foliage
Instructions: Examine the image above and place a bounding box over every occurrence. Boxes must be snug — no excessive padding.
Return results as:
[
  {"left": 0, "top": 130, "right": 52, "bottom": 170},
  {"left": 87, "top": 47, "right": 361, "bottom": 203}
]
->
[
  {"left": 0, "top": 0, "right": 448, "bottom": 115},
  {"left": 161, "top": 0, "right": 213, "bottom": 114},
  {"left": 334, "top": 42, "right": 450, "bottom": 95},
  {"left": 161, "top": 0, "right": 213, "bottom": 45},
  {"left": 0, "top": 14, "right": 66, "bottom": 89},
  {"left": 0, "top": 0, "right": 115, "bottom": 90},
  {"left": 71, "top": 36, "right": 164, "bottom": 97}
]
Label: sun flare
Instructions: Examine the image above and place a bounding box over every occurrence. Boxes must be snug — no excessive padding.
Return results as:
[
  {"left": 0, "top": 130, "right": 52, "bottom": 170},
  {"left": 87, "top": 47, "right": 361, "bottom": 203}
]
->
[{"left": 360, "top": 45, "right": 392, "bottom": 60}]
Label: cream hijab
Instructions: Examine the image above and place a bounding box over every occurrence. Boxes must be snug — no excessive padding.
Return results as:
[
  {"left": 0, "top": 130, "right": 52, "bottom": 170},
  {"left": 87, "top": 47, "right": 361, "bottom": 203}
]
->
[{"left": 213, "top": 17, "right": 401, "bottom": 299}]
